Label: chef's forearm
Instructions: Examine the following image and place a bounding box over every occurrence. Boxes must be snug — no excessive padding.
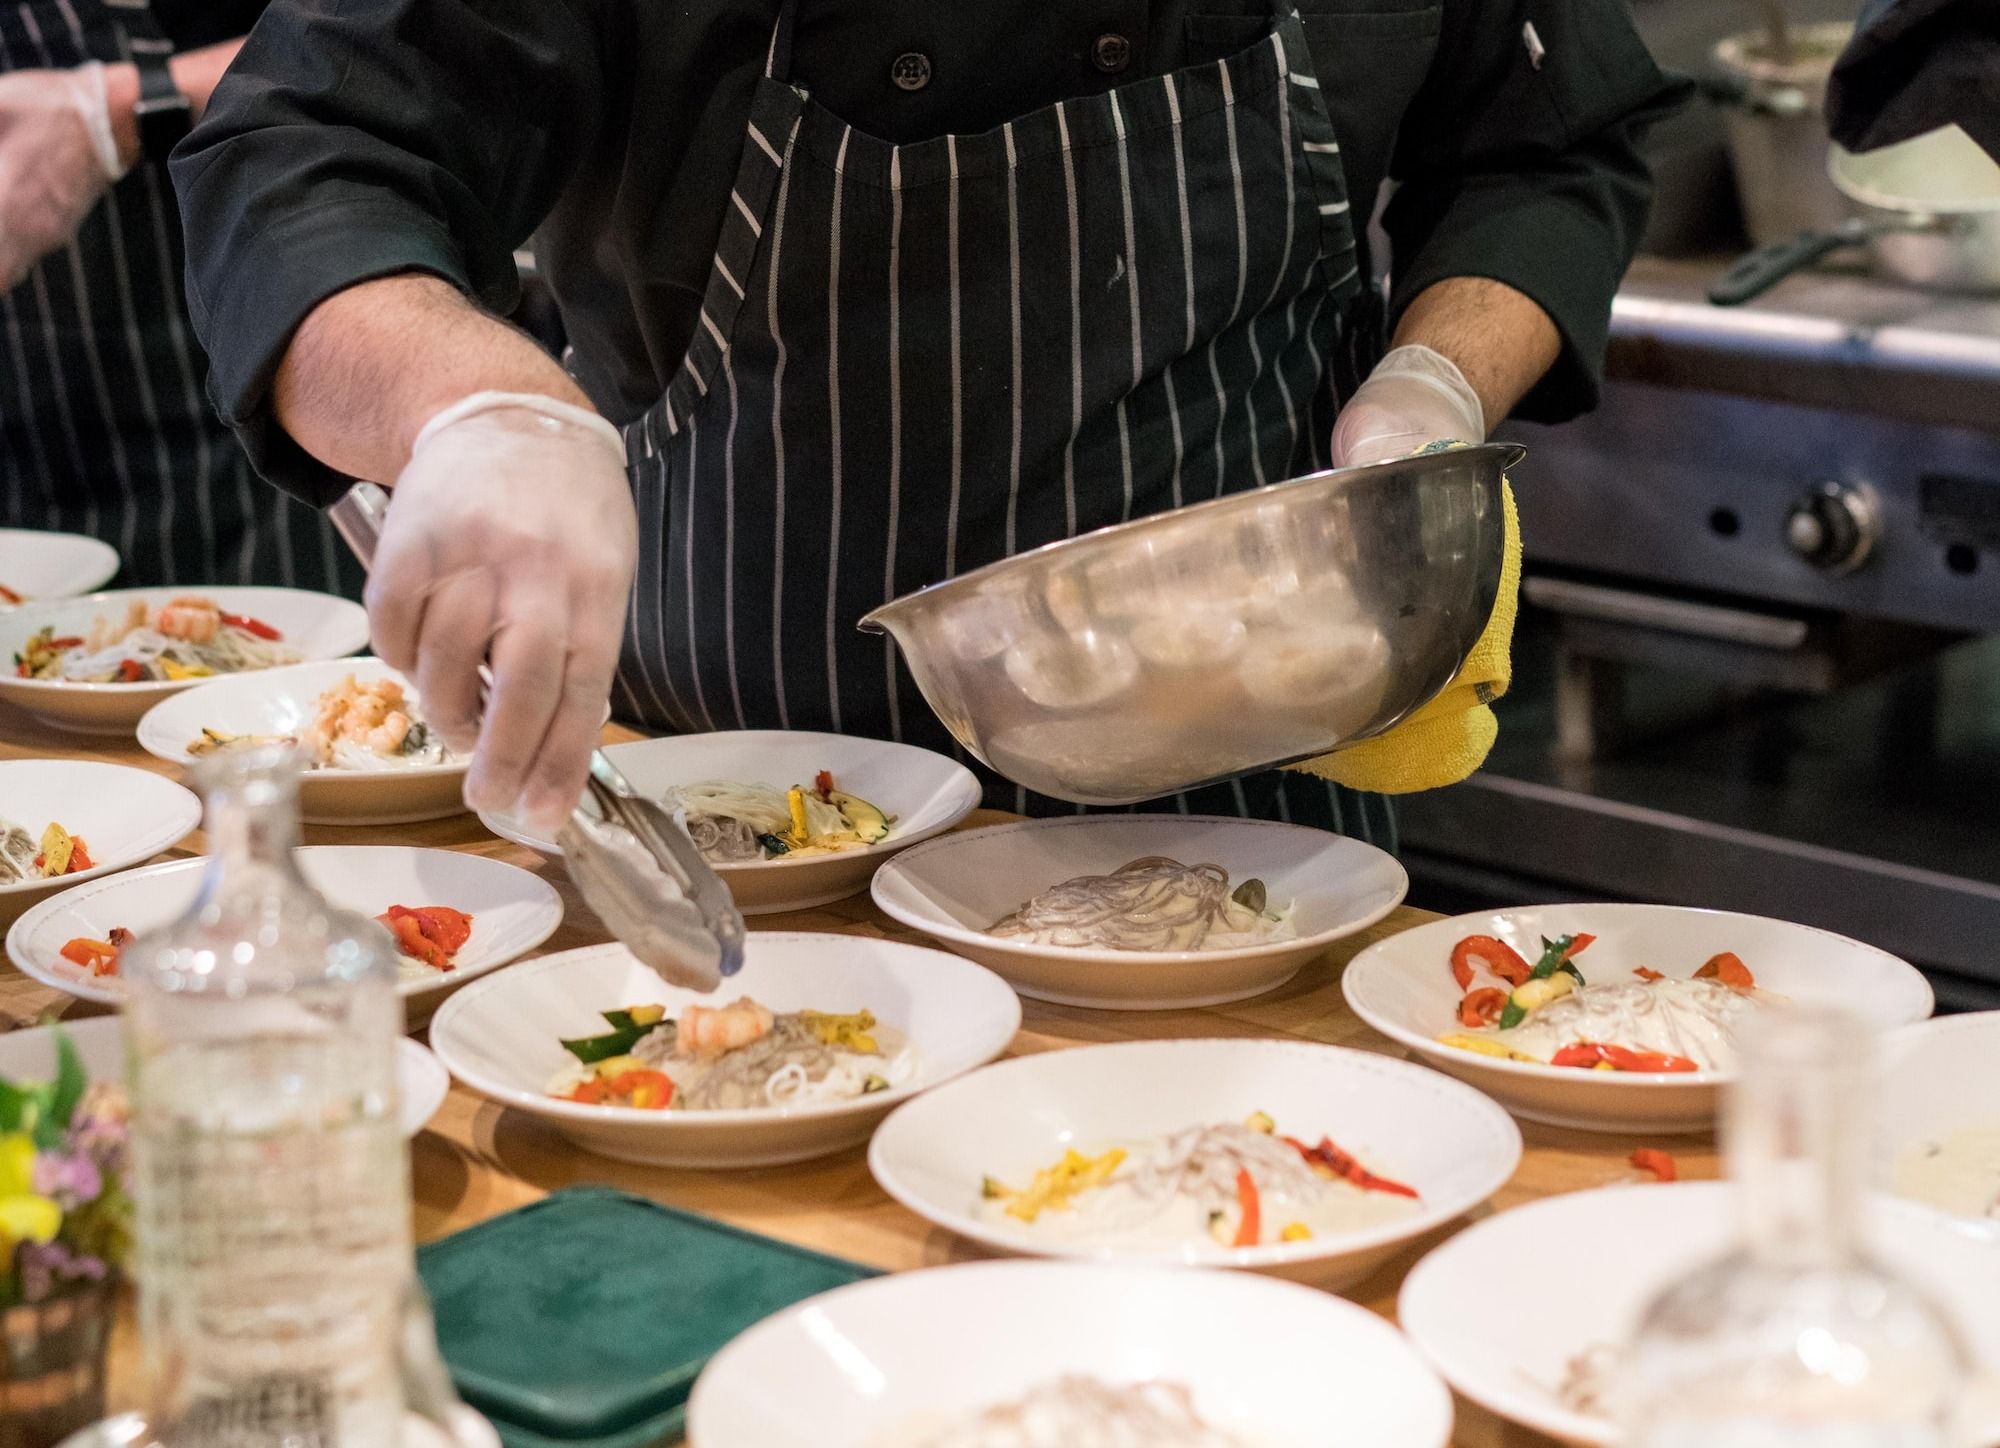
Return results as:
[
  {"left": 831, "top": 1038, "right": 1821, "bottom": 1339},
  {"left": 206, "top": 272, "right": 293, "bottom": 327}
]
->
[
  {"left": 102, "top": 40, "right": 243, "bottom": 171},
  {"left": 1390, "top": 277, "right": 1561, "bottom": 433},
  {"left": 273, "top": 273, "right": 594, "bottom": 486}
]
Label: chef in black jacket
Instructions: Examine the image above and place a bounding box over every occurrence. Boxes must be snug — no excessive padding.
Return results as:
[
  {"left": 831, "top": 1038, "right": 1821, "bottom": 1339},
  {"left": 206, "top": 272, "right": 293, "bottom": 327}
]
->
[
  {"left": 173, "top": 0, "right": 1685, "bottom": 832},
  {"left": 0, "top": 0, "right": 358, "bottom": 593}
]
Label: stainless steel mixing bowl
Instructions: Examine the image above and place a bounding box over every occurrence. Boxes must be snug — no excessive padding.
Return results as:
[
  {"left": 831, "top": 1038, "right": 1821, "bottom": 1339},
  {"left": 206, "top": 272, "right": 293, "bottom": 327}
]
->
[{"left": 859, "top": 442, "right": 1519, "bottom": 805}]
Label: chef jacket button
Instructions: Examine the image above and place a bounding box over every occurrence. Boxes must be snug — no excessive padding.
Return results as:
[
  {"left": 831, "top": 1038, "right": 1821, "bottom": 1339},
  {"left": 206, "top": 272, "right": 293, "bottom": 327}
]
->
[
  {"left": 1092, "top": 33, "right": 1132, "bottom": 74},
  {"left": 891, "top": 51, "right": 932, "bottom": 91}
]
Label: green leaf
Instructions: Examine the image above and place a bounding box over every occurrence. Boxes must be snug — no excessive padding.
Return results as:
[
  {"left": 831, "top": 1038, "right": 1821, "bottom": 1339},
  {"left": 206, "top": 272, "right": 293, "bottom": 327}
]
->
[
  {"left": 0, "top": 1079, "right": 31, "bottom": 1135},
  {"left": 36, "top": 1028, "right": 88, "bottom": 1150}
]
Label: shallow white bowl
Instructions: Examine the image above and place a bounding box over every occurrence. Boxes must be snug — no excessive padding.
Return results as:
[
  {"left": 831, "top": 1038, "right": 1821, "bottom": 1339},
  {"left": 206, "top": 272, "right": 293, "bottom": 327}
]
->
[
  {"left": 6, "top": 846, "right": 563, "bottom": 1027},
  {"left": 1399, "top": 1181, "right": 2000, "bottom": 1446},
  {"left": 0, "top": 586, "right": 369, "bottom": 733},
  {"left": 870, "top": 814, "right": 1408, "bottom": 1010},
  {"left": 1342, "top": 904, "right": 1933, "bottom": 1134},
  {"left": 0, "top": 761, "right": 199, "bottom": 925},
  {"left": 1881, "top": 1013, "right": 2000, "bottom": 1227},
  {"left": 480, "top": 730, "right": 982, "bottom": 915},
  {"left": 427, "top": 933, "right": 1021, "bottom": 1169},
  {"left": 869, "top": 1037, "right": 1520, "bottom": 1290},
  {"left": 689, "top": 1259, "right": 1454, "bottom": 1448},
  {"left": 0, "top": 1014, "right": 447, "bottom": 1138},
  {"left": 0, "top": 529, "right": 120, "bottom": 608},
  {"left": 137, "top": 658, "right": 468, "bottom": 826}
]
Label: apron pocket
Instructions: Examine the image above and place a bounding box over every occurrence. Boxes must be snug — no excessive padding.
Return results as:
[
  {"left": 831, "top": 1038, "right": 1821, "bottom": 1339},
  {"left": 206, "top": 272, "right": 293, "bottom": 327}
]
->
[
  {"left": 1298, "top": 7, "right": 1441, "bottom": 218},
  {"left": 1183, "top": 14, "right": 1277, "bottom": 66}
]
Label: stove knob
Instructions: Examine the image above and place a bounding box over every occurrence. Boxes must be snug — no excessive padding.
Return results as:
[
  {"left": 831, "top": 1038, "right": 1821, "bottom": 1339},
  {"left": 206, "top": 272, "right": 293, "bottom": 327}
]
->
[{"left": 1785, "top": 482, "right": 1879, "bottom": 575}]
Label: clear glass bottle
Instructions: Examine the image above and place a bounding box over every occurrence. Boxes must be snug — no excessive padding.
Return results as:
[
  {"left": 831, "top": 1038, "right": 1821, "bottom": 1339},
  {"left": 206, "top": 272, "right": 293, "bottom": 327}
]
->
[
  {"left": 1620, "top": 1006, "right": 1969, "bottom": 1448},
  {"left": 122, "top": 746, "right": 439, "bottom": 1446}
]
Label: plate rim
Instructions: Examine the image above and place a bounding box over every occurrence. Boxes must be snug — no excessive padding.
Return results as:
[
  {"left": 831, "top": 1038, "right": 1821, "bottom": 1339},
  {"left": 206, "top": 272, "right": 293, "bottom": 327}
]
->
[
  {"left": 869, "top": 813, "right": 1411, "bottom": 967},
  {"left": 1341, "top": 902, "right": 1936, "bottom": 1089},
  {"left": 0, "top": 760, "right": 200, "bottom": 901},
  {"left": 426, "top": 933, "right": 1023, "bottom": 1130},
  {"left": 4, "top": 844, "right": 564, "bottom": 1005},
  {"left": 866, "top": 1034, "right": 1522, "bottom": 1272}
]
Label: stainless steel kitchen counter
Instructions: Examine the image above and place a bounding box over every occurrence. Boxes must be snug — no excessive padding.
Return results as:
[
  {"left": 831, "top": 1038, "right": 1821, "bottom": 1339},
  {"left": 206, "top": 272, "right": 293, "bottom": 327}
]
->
[{"left": 1607, "top": 257, "right": 2000, "bottom": 434}]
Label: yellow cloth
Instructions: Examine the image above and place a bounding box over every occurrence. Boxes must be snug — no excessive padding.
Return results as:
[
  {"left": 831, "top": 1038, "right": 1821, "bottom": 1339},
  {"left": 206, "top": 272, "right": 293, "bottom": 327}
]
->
[{"left": 1287, "top": 477, "right": 1520, "bottom": 796}]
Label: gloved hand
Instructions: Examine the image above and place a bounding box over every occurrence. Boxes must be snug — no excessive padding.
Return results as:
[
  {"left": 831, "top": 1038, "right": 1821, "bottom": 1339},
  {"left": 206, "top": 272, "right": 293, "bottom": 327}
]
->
[
  {"left": 1328, "top": 344, "right": 1485, "bottom": 468},
  {"left": 0, "top": 62, "right": 127, "bottom": 291},
  {"left": 370, "top": 392, "right": 637, "bottom": 831}
]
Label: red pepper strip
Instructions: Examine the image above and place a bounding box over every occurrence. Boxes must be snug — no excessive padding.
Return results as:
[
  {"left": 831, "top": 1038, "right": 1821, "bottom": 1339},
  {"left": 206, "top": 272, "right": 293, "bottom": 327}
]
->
[
  {"left": 1285, "top": 1136, "right": 1421, "bottom": 1199},
  {"left": 0, "top": 584, "right": 20, "bottom": 604},
  {"left": 43, "top": 636, "right": 83, "bottom": 650},
  {"left": 1232, "top": 1168, "right": 1261, "bottom": 1248},
  {"left": 814, "top": 769, "right": 835, "bottom": 797},
  {"left": 1599, "top": 1043, "right": 1700, "bottom": 1074},
  {"left": 565, "top": 1079, "right": 611, "bottom": 1105},
  {"left": 604, "top": 1069, "right": 676, "bottom": 1111},
  {"left": 1458, "top": 987, "right": 1507, "bottom": 1028},
  {"left": 1560, "top": 933, "right": 1597, "bottom": 962},
  {"left": 1633, "top": 967, "right": 1665, "bottom": 982},
  {"left": 1550, "top": 1041, "right": 1701, "bottom": 1074},
  {"left": 60, "top": 938, "right": 117, "bottom": 973},
  {"left": 218, "top": 611, "right": 283, "bottom": 641},
  {"left": 378, "top": 907, "right": 451, "bottom": 971},
  {"left": 408, "top": 905, "right": 473, "bottom": 955},
  {"left": 1451, "top": 934, "right": 1532, "bottom": 990},
  {"left": 1631, "top": 1148, "right": 1678, "bottom": 1183},
  {"left": 66, "top": 837, "right": 92, "bottom": 873},
  {"left": 1694, "top": 952, "right": 1755, "bottom": 990},
  {"left": 117, "top": 659, "right": 147, "bottom": 682}
]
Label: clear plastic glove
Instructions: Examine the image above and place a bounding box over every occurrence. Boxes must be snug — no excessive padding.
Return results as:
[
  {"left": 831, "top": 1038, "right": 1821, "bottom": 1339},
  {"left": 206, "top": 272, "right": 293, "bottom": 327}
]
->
[
  {"left": 1328, "top": 344, "right": 1486, "bottom": 468},
  {"left": 0, "top": 62, "right": 127, "bottom": 291},
  {"left": 370, "top": 392, "right": 637, "bottom": 831}
]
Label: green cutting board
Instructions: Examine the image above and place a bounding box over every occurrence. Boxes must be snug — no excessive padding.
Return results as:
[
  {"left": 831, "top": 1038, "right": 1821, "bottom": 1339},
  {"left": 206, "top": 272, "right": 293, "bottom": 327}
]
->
[{"left": 418, "top": 1186, "right": 879, "bottom": 1447}]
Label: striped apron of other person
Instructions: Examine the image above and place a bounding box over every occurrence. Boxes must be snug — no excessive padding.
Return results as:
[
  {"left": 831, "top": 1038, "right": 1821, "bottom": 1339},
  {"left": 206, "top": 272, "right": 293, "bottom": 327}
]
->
[
  {"left": 0, "top": 0, "right": 360, "bottom": 597},
  {"left": 612, "top": 0, "right": 1395, "bottom": 849}
]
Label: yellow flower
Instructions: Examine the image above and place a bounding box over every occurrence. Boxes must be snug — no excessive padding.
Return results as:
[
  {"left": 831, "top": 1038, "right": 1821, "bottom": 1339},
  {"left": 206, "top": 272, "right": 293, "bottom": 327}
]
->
[{"left": 0, "top": 1134, "right": 61, "bottom": 1246}]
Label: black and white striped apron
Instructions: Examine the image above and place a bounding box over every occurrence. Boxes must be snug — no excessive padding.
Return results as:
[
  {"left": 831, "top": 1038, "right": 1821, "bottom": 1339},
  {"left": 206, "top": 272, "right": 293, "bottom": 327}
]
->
[
  {"left": 612, "top": 1, "right": 1395, "bottom": 848},
  {"left": 0, "top": 0, "right": 360, "bottom": 597}
]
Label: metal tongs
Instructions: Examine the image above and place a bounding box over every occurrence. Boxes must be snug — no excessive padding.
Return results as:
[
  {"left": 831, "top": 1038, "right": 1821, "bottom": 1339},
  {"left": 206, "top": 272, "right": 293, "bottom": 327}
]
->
[{"left": 330, "top": 482, "right": 745, "bottom": 990}]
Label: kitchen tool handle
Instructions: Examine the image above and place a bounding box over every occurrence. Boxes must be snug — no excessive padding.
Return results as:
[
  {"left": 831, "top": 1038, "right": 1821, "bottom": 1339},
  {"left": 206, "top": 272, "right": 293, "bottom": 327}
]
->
[{"left": 1708, "top": 220, "right": 1872, "bottom": 306}]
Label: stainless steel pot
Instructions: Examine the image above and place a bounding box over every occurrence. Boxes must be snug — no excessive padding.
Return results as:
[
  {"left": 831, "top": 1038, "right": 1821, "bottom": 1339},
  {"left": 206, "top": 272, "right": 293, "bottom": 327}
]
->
[
  {"left": 1711, "top": 124, "right": 2000, "bottom": 305},
  {"left": 1710, "top": 23, "right": 1855, "bottom": 248},
  {"left": 860, "top": 444, "right": 1517, "bottom": 806}
]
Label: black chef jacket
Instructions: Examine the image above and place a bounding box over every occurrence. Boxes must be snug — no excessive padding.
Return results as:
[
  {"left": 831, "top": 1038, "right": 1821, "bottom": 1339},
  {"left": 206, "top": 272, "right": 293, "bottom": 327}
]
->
[{"left": 172, "top": 0, "right": 1688, "bottom": 506}]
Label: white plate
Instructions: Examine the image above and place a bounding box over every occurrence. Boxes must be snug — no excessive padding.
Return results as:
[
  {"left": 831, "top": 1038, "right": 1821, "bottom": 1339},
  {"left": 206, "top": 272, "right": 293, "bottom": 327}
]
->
[
  {"left": 6, "top": 846, "right": 563, "bottom": 1027},
  {"left": 689, "top": 1259, "right": 1454, "bottom": 1448},
  {"left": 0, "top": 528, "right": 120, "bottom": 608},
  {"left": 137, "top": 658, "right": 469, "bottom": 826},
  {"left": 870, "top": 815, "right": 1408, "bottom": 1010},
  {"left": 1398, "top": 1181, "right": 2000, "bottom": 1446},
  {"left": 1342, "top": 904, "right": 1934, "bottom": 1134},
  {"left": 0, "top": 586, "right": 369, "bottom": 733},
  {"left": 427, "top": 933, "right": 1021, "bottom": 1168},
  {"left": 869, "top": 1037, "right": 1520, "bottom": 1290},
  {"left": 1881, "top": 1013, "right": 2000, "bottom": 1227},
  {"left": 479, "top": 730, "right": 981, "bottom": 914},
  {"left": 0, "top": 1015, "right": 448, "bottom": 1138},
  {"left": 0, "top": 760, "right": 199, "bottom": 925}
]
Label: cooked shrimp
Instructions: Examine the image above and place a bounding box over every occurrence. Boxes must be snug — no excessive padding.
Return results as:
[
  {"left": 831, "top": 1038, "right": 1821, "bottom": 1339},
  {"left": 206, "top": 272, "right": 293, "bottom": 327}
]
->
[
  {"left": 155, "top": 597, "right": 221, "bottom": 644},
  {"left": 307, "top": 676, "right": 416, "bottom": 761},
  {"left": 676, "top": 997, "right": 774, "bottom": 1059}
]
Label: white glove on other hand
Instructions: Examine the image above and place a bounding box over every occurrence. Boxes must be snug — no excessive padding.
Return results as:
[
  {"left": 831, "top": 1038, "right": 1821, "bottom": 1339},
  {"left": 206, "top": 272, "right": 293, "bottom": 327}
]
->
[
  {"left": 369, "top": 392, "right": 638, "bottom": 830},
  {"left": 0, "top": 62, "right": 127, "bottom": 291},
  {"left": 1328, "top": 343, "right": 1486, "bottom": 468}
]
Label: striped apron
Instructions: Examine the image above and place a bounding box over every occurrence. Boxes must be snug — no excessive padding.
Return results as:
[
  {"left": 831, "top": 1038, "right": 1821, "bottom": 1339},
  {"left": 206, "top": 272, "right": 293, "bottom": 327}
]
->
[
  {"left": 0, "top": 0, "right": 360, "bottom": 597},
  {"left": 612, "top": 1, "right": 1395, "bottom": 847}
]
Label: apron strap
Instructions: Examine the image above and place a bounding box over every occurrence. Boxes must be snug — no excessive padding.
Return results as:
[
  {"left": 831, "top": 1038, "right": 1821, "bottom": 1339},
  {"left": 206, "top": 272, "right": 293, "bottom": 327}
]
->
[
  {"left": 765, "top": 0, "right": 799, "bottom": 84},
  {"left": 95, "top": 0, "right": 175, "bottom": 61}
]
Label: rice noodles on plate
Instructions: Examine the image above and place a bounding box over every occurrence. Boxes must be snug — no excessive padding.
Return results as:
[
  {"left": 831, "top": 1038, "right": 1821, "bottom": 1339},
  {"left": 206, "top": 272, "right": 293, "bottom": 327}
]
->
[
  {"left": 548, "top": 995, "right": 916, "bottom": 1112},
  {"left": 872, "top": 1376, "right": 1258, "bottom": 1448},
  {"left": 16, "top": 595, "right": 298, "bottom": 683},
  {"left": 988, "top": 857, "right": 1293, "bottom": 952}
]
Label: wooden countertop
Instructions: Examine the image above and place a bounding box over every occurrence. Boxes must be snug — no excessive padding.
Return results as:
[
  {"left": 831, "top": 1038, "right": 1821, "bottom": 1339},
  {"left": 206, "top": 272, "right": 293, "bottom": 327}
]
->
[{"left": 0, "top": 706, "right": 1717, "bottom": 1446}]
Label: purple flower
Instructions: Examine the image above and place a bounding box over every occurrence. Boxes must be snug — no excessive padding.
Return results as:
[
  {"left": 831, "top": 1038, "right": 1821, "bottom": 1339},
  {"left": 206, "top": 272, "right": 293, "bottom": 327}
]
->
[
  {"left": 15, "top": 1240, "right": 107, "bottom": 1305},
  {"left": 31, "top": 1151, "right": 102, "bottom": 1209}
]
